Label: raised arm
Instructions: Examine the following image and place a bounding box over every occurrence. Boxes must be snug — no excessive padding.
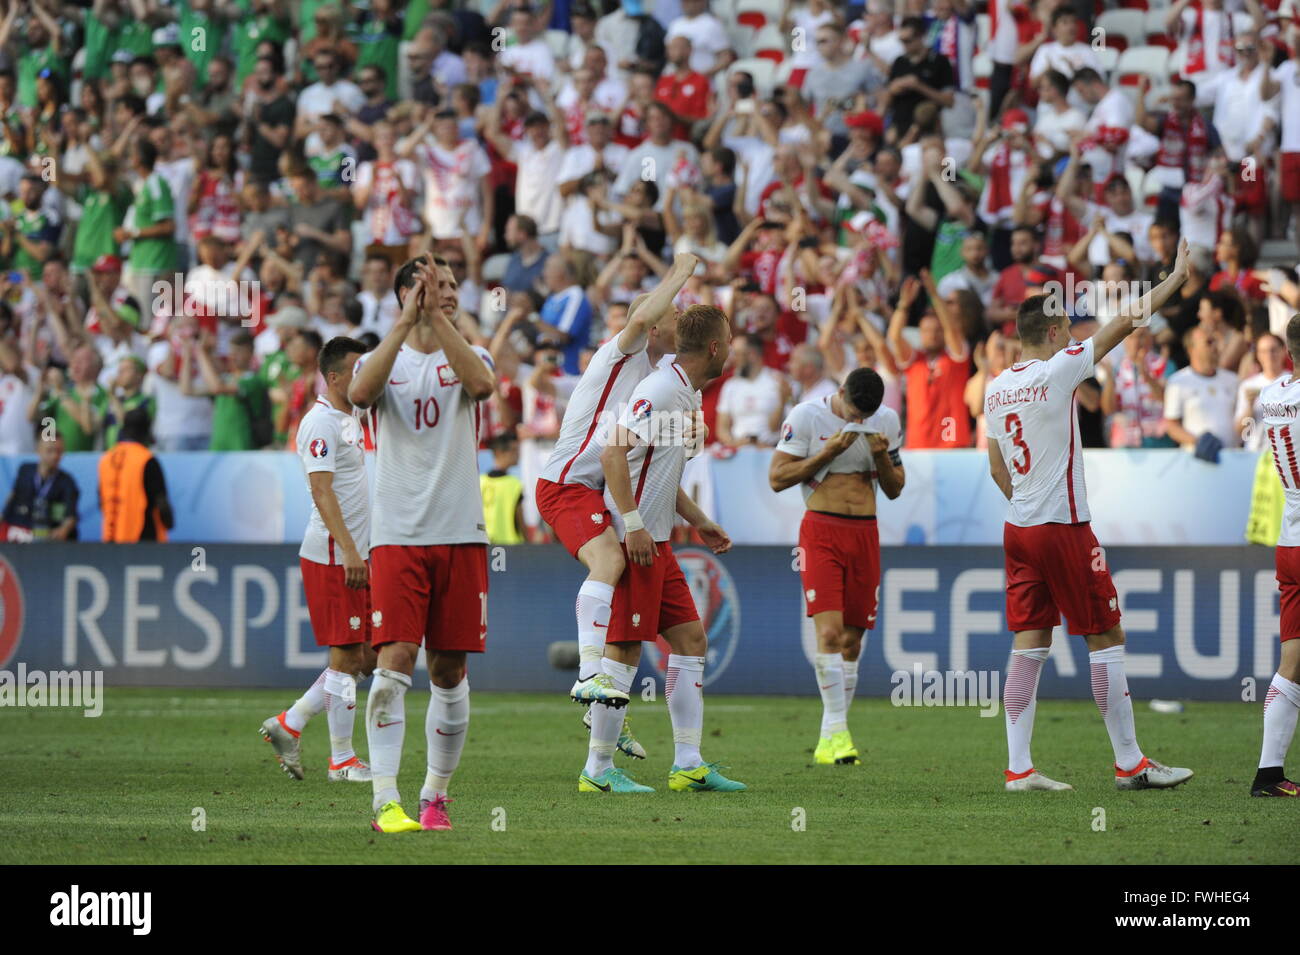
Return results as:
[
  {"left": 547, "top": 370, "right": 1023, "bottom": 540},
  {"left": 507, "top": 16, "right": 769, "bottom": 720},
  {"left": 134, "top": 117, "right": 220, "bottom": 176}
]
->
[
  {"left": 1089, "top": 238, "right": 1189, "bottom": 361},
  {"left": 619, "top": 252, "right": 697, "bottom": 354},
  {"left": 348, "top": 273, "right": 421, "bottom": 408}
]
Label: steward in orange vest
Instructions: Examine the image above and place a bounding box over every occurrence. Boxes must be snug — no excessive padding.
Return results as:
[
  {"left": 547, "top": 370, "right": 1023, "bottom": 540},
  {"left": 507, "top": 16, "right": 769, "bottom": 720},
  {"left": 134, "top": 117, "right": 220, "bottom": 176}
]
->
[{"left": 98, "top": 407, "right": 174, "bottom": 542}]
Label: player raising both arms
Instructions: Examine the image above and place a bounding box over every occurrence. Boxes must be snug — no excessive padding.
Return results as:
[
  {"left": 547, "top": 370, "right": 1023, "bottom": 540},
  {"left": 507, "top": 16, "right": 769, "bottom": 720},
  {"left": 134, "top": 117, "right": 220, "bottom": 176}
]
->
[
  {"left": 536, "top": 252, "right": 699, "bottom": 724},
  {"left": 986, "top": 239, "right": 1194, "bottom": 792},
  {"left": 261, "top": 335, "right": 376, "bottom": 782},
  {"left": 348, "top": 255, "right": 497, "bottom": 833},
  {"left": 582, "top": 304, "right": 743, "bottom": 794},
  {"left": 769, "top": 367, "right": 904, "bottom": 767},
  {"left": 1251, "top": 312, "right": 1300, "bottom": 798}
]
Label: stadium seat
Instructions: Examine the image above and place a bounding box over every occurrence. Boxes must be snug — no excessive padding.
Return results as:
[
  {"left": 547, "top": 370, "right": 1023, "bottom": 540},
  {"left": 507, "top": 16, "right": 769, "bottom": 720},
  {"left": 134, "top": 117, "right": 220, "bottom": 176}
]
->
[
  {"left": 1097, "top": 10, "right": 1147, "bottom": 50},
  {"left": 1096, "top": 45, "right": 1121, "bottom": 73},
  {"left": 736, "top": 7, "right": 769, "bottom": 31},
  {"left": 752, "top": 25, "right": 788, "bottom": 64},
  {"left": 774, "top": 57, "right": 805, "bottom": 91},
  {"left": 729, "top": 56, "right": 778, "bottom": 97},
  {"left": 972, "top": 51, "right": 992, "bottom": 89},
  {"left": 1144, "top": 9, "right": 1176, "bottom": 44},
  {"left": 1116, "top": 44, "right": 1170, "bottom": 84},
  {"left": 1119, "top": 0, "right": 1149, "bottom": 9}
]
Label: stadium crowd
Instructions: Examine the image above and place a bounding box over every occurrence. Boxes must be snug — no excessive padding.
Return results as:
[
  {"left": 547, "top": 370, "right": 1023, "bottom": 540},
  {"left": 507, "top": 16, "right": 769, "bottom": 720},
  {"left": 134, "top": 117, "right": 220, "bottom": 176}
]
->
[{"left": 0, "top": 0, "right": 1298, "bottom": 541}]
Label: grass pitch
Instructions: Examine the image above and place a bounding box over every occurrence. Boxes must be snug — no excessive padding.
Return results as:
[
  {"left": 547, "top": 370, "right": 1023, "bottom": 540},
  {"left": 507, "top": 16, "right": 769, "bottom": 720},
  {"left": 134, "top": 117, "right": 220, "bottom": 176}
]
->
[{"left": 0, "top": 688, "right": 1291, "bottom": 864}]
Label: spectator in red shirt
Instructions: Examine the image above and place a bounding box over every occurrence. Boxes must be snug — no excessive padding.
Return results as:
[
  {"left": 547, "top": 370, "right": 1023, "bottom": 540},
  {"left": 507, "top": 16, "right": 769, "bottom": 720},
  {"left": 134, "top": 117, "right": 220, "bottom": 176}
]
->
[
  {"left": 655, "top": 35, "right": 712, "bottom": 141},
  {"left": 887, "top": 272, "right": 972, "bottom": 448},
  {"left": 987, "top": 225, "right": 1061, "bottom": 335},
  {"left": 740, "top": 293, "right": 812, "bottom": 371},
  {"left": 1209, "top": 226, "right": 1266, "bottom": 302},
  {"left": 724, "top": 217, "right": 787, "bottom": 296}
]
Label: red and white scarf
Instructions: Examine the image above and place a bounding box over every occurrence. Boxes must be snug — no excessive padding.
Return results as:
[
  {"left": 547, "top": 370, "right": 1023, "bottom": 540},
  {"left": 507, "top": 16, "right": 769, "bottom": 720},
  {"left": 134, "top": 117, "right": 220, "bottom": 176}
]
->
[
  {"left": 979, "top": 143, "right": 1026, "bottom": 223},
  {"left": 1185, "top": 3, "right": 1234, "bottom": 75},
  {"left": 1155, "top": 109, "right": 1210, "bottom": 183}
]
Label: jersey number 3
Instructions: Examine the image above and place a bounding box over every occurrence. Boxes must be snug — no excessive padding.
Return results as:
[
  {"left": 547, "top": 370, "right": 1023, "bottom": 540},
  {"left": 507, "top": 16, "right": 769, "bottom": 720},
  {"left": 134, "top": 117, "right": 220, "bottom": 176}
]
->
[{"left": 1005, "top": 412, "right": 1031, "bottom": 475}]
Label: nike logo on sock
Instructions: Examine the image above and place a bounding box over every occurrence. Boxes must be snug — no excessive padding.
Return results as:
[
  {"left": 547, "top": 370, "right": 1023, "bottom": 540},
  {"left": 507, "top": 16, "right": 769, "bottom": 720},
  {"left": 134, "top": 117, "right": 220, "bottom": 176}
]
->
[
  {"left": 377, "top": 720, "right": 402, "bottom": 728},
  {"left": 593, "top": 622, "right": 608, "bottom": 629},
  {"left": 694, "top": 682, "right": 703, "bottom": 688},
  {"left": 434, "top": 728, "right": 464, "bottom": 736},
  {"left": 347, "top": 704, "right": 356, "bottom": 710}
]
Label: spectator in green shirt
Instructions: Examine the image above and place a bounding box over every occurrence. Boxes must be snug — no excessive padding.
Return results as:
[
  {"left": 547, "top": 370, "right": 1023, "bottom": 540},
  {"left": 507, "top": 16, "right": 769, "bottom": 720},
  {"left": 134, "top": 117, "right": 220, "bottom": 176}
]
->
[
  {"left": 104, "top": 356, "right": 155, "bottom": 447},
  {"left": 257, "top": 304, "right": 309, "bottom": 446},
  {"left": 115, "top": 138, "right": 177, "bottom": 316},
  {"left": 2, "top": 1, "right": 66, "bottom": 110},
  {"left": 3, "top": 175, "right": 59, "bottom": 279},
  {"left": 33, "top": 345, "right": 108, "bottom": 453},
  {"left": 182, "top": 330, "right": 271, "bottom": 451},
  {"left": 68, "top": 152, "right": 131, "bottom": 274}
]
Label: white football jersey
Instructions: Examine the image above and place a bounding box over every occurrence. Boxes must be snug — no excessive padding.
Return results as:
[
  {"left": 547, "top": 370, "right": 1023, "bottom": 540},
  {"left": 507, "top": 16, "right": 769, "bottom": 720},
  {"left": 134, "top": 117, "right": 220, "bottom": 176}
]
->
[
  {"left": 297, "top": 396, "right": 370, "bottom": 564},
  {"left": 1260, "top": 374, "right": 1300, "bottom": 546},
  {"left": 775, "top": 396, "right": 902, "bottom": 503},
  {"left": 359, "top": 344, "right": 494, "bottom": 546},
  {"left": 984, "top": 338, "right": 1095, "bottom": 527},
  {"left": 605, "top": 362, "right": 701, "bottom": 542},
  {"left": 539, "top": 336, "right": 655, "bottom": 489}
]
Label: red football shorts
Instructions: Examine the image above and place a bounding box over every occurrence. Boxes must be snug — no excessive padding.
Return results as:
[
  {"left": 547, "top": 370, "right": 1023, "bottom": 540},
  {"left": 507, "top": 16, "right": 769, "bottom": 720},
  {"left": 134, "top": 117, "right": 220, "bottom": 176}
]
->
[
  {"left": 368, "top": 543, "right": 489, "bottom": 652},
  {"left": 535, "top": 478, "right": 612, "bottom": 558},
  {"left": 1004, "top": 521, "right": 1121, "bottom": 635},
  {"left": 1275, "top": 545, "right": 1300, "bottom": 642},
  {"left": 1282, "top": 153, "right": 1300, "bottom": 204},
  {"left": 608, "top": 541, "right": 700, "bottom": 643},
  {"left": 300, "top": 557, "right": 371, "bottom": 646},
  {"left": 799, "top": 510, "right": 881, "bottom": 630}
]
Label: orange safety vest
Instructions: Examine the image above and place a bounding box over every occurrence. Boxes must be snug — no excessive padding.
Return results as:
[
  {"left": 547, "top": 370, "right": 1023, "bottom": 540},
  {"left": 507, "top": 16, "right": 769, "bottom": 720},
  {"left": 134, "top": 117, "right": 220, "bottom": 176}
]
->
[{"left": 99, "top": 441, "right": 168, "bottom": 543}]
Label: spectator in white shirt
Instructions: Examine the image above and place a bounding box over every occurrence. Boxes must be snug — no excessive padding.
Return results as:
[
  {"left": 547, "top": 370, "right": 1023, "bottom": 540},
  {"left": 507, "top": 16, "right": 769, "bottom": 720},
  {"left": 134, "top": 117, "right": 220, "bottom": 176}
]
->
[
  {"left": 358, "top": 254, "right": 400, "bottom": 338},
  {"left": 1166, "top": 0, "right": 1265, "bottom": 106},
  {"left": 399, "top": 109, "right": 493, "bottom": 248},
  {"left": 1028, "top": 8, "right": 1101, "bottom": 83},
  {"left": 500, "top": 6, "right": 558, "bottom": 82},
  {"left": 295, "top": 50, "right": 364, "bottom": 140},
  {"left": 788, "top": 343, "right": 838, "bottom": 403},
  {"left": 1235, "top": 332, "right": 1288, "bottom": 451},
  {"left": 1072, "top": 67, "right": 1134, "bottom": 190},
  {"left": 717, "top": 332, "right": 790, "bottom": 447},
  {"left": 666, "top": 0, "right": 734, "bottom": 76},
  {"left": 1164, "top": 323, "right": 1241, "bottom": 452},
  {"left": 483, "top": 82, "right": 570, "bottom": 249},
  {"left": 1032, "top": 69, "right": 1086, "bottom": 160},
  {"left": 1211, "top": 32, "right": 1280, "bottom": 243}
]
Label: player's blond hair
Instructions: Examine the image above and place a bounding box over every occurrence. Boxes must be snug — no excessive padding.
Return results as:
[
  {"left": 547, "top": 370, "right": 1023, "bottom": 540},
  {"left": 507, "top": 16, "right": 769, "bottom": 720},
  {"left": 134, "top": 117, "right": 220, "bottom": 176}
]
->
[{"left": 675, "top": 304, "right": 729, "bottom": 355}]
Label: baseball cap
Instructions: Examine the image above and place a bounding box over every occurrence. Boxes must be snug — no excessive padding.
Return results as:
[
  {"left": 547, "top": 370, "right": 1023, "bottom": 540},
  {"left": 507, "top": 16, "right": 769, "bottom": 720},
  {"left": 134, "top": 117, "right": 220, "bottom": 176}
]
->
[
  {"left": 845, "top": 111, "right": 884, "bottom": 136},
  {"left": 1000, "top": 108, "right": 1030, "bottom": 132},
  {"left": 110, "top": 49, "right": 135, "bottom": 65},
  {"left": 92, "top": 254, "right": 123, "bottom": 273},
  {"left": 152, "top": 24, "right": 182, "bottom": 48},
  {"left": 267, "top": 305, "right": 310, "bottom": 330},
  {"left": 585, "top": 111, "right": 611, "bottom": 125}
]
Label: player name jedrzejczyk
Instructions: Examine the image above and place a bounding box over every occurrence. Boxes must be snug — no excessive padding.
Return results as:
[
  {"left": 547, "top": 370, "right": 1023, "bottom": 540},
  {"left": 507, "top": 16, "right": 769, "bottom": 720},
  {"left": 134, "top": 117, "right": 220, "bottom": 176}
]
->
[
  {"left": 49, "top": 885, "right": 150, "bottom": 935},
  {"left": 0, "top": 664, "right": 102, "bottom": 717}
]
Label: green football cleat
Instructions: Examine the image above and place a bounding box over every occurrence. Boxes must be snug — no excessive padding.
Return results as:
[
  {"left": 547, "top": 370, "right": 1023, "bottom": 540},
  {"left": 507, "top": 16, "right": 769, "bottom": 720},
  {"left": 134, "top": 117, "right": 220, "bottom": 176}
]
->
[
  {"left": 582, "top": 707, "right": 648, "bottom": 759},
  {"left": 668, "top": 762, "right": 747, "bottom": 792},
  {"left": 570, "top": 673, "right": 629, "bottom": 707},
  {"left": 578, "top": 767, "right": 655, "bottom": 793},
  {"left": 370, "top": 800, "right": 422, "bottom": 834},
  {"left": 813, "top": 736, "right": 835, "bottom": 764},
  {"left": 830, "top": 730, "right": 860, "bottom": 765}
]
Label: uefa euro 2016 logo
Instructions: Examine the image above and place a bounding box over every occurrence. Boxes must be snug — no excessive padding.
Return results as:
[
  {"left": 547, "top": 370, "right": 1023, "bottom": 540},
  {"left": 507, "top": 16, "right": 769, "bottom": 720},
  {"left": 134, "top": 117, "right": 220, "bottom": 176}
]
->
[{"left": 651, "top": 547, "right": 740, "bottom": 688}]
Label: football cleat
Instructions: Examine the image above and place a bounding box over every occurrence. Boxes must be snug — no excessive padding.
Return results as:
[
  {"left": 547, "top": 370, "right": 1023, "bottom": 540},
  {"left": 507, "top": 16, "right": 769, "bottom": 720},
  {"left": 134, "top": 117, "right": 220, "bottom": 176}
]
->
[
  {"left": 668, "top": 762, "right": 747, "bottom": 792},
  {"left": 327, "top": 756, "right": 372, "bottom": 782},
  {"left": 1114, "top": 757, "right": 1193, "bottom": 790},
  {"left": 1004, "top": 769, "right": 1074, "bottom": 791},
  {"left": 582, "top": 707, "right": 647, "bottom": 759},
  {"left": 418, "top": 795, "right": 453, "bottom": 830},
  {"left": 578, "top": 767, "right": 655, "bottom": 793},
  {"left": 370, "top": 801, "right": 422, "bottom": 834},
  {"left": 259, "top": 714, "right": 303, "bottom": 780},
  {"left": 570, "top": 673, "right": 629, "bottom": 708},
  {"left": 830, "top": 730, "right": 860, "bottom": 765},
  {"left": 813, "top": 736, "right": 835, "bottom": 765},
  {"left": 1250, "top": 779, "right": 1300, "bottom": 797}
]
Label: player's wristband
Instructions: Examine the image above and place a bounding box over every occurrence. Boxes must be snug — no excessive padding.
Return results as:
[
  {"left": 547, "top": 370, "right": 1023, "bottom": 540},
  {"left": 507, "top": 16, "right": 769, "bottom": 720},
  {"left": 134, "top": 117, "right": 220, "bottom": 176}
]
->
[{"left": 622, "top": 509, "right": 645, "bottom": 533}]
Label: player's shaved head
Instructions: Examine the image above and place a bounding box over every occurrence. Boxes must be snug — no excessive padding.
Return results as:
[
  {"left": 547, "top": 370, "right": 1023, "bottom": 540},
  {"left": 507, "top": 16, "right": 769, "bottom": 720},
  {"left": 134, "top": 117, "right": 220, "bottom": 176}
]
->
[
  {"left": 1286, "top": 313, "right": 1300, "bottom": 365},
  {"left": 1017, "top": 293, "right": 1065, "bottom": 346},
  {"left": 675, "top": 304, "right": 729, "bottom": 355},
  {"left": 844, "top": 367, "right": 884, "bottom": 418}
]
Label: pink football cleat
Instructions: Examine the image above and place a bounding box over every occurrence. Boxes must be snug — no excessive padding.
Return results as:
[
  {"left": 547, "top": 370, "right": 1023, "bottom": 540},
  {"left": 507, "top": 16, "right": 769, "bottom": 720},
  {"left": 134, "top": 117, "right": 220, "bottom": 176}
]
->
[{"left": 419, "top": 795, "right": 454, "bottom": 830}]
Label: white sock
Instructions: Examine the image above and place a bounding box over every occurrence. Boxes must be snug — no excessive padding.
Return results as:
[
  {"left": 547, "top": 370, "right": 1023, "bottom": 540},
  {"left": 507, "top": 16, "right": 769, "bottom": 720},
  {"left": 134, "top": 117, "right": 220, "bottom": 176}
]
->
[
  {"left": 576, "top": 580, "right": 615, "bottom": 681},
  {"left": 366, "top": 667, "right": 411, "bottom": 811},
  {"left": 1260, "top": 673, "right": 1300, "bottom": 769},
  {"left": 666, "top": 654, "right": 705, "bottom": 768},
  {"left": 323, "top": 668, "right": 358, "bottom": 764},
  {"left": 1089, "top": 646, "right": 1144, "bottom": 772},
  {"left": 1004, "top": 647, "right": 1048, "bottom": 776},
  {"left": 814, "top": 653, "right": 847, "bottom": 736},
  {"left": 284, "top": 669, "right": 327, "bottom": 733},
  {"left": 422, "top": 678, "right": 470, "bottom": 802},
  {"left": 842, "top": 656, "right": 860, "bottom": 715},
  {"left": 583, "top": 658, "right": 637, "bottom": 778}
]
